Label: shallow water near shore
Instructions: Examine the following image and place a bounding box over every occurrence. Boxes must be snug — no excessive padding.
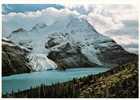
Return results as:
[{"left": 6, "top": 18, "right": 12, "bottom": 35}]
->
[{"left": 2, "top": 67, "right": 110, "bottom": 94}]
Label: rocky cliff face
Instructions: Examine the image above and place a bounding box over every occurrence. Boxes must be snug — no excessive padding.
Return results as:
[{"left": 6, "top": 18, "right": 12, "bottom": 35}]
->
[
  {"left": 47, "top": 42, "right": 97, "bottom": 69},
  {"left": 2, "top": 38, "right": 32, "bottom": 76},
  {"left": 46, "top": 32, "right": 137, "bottom": 68}
]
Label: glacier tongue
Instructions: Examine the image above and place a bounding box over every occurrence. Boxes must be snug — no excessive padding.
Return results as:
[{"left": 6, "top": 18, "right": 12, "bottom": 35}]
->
[{"left": 28, "top": 53, "right": 57, "bottom": 71}]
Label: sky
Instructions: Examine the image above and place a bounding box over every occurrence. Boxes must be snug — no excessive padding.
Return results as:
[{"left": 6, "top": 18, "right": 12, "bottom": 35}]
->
[
  {"left": 2, "top": 4, "right": 138, "bottom": 54},
  {"left": 2, "top": 4, "right": 64, "bottom": 14}
]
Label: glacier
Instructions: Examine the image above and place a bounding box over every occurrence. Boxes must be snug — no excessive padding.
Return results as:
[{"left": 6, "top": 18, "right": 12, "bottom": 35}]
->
[{"left": 28, "top": 53, "right": 57, "bottom": 71}]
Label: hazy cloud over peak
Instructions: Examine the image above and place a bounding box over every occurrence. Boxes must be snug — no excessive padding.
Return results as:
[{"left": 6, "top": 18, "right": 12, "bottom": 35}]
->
[{"left": 2, "top": 4, "right": 138, "bottom": 54}]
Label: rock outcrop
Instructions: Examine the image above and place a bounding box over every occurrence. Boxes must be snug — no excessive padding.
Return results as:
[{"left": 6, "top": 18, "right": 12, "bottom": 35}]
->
[
  {"left": 2, "top": 38, "right": 32, "bottom": 76},
  {"left": 46, "top": 32, "right": 137, "bottom": 68}
]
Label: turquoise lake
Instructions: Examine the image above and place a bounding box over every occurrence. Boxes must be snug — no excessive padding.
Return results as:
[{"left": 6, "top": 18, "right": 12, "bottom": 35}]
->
[{"left": 2, "top": 67, "right": 110, "bottom": 94}]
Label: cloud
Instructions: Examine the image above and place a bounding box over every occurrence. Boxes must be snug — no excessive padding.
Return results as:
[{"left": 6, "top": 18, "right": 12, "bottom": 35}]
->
[
  {"left": 2, "top": 4, "right": 138, "bottom": 54},
  {"left": 2, "top": 7, "right": 80, "bottom": 35},
  {"left": 65, "top": 4, "right": 138, "bottom": 54},
  {"left": 78, "top": 5, "right": 138, "bottom": 54},
  {"left": 2, "top": 4, "right": 64, "bottom": 14},
  {"left": 105, "top": 20, "right": 138, "bottom": 54}
]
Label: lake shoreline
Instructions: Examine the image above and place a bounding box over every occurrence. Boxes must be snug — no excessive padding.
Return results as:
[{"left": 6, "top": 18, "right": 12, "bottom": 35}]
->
[
  {"left": 2, "top": 67, "right": 110, "bottom": 94},
  {"left": 3, "top": 62, "right": 138, "bottom": 98}
]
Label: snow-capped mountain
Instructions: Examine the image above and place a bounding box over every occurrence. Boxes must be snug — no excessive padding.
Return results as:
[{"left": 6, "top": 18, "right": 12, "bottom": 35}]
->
[{"left": 6, "top": 15, "right": 137, "bottom": 70}]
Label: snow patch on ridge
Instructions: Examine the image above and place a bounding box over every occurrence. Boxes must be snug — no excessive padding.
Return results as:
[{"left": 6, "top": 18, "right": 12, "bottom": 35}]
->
[{"left": 81, "top": 45, "right": 102, "bottom": 65}]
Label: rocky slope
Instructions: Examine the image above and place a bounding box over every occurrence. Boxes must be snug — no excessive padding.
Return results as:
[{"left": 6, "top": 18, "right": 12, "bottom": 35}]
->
[
  {"left": 46, "top": 32, "right": 137, "bottom": 69},
  {"left": 3, "top": 59, "right": 138, "bottom": 98},
  {"left": 2, "top": 38, "right": 32, "bottom": 76}
]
